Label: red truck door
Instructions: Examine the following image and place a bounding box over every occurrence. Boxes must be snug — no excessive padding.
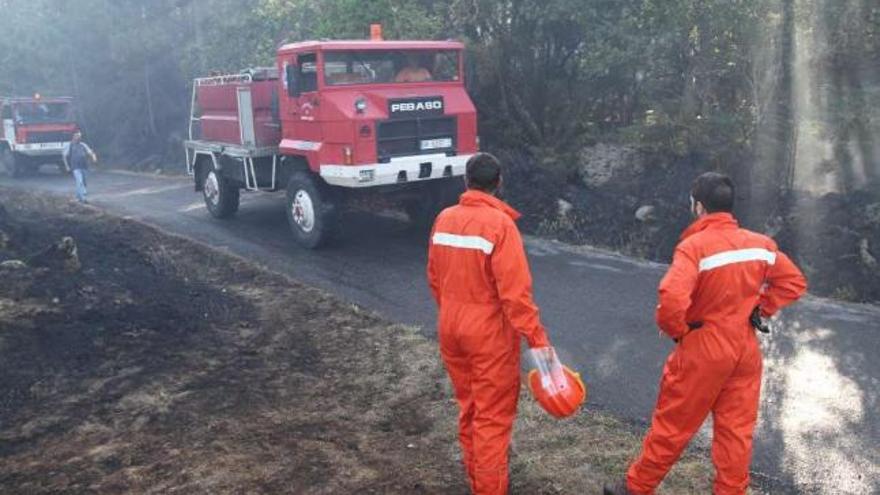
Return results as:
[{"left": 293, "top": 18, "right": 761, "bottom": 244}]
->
[{"left": 284, "top": 52, "right": 322, "bottom": 147}]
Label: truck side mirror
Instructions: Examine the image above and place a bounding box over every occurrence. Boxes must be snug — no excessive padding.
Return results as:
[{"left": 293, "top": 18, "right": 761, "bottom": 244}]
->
[{"left": 286, "top": 64, "right": 300, "bottom": 97}]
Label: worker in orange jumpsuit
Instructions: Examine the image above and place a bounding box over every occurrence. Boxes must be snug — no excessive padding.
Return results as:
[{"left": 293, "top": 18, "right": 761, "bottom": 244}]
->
[
  {"left": 427, "top": 152, "right": 550, "bottom": 494},
  {"left": 605, "top": 172, "right": 807, "bottom": 495}
]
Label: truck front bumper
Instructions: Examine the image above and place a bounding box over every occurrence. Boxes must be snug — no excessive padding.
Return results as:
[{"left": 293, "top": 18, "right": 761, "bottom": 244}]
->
[
  {"left": 13, "top": 142, "right": 66, "bottom": 157},
  {"left": 320, "top": 153, "right": 472, "bottom": 188}
]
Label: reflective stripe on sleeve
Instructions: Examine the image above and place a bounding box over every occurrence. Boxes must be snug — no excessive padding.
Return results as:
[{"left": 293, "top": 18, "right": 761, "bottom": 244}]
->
[
  {"left": 698, "top": 248, "right": 776, "bottom": 272},
  {"left": 432, "top": 232, "right": 495, "bottom": 255}
]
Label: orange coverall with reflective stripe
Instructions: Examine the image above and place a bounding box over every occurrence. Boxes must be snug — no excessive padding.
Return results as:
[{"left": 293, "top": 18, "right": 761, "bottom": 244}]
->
[
  {"left": 627, "top": 212, "right": 807, "bottom": 495},
  {"left": 427, "top": 189, "right": 550, "bottom": 495}
]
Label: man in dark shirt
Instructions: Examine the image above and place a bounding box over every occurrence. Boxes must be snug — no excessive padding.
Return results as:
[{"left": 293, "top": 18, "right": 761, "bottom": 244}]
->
[{"left": 62, "top": 131, "right": 96, "bottom": 203}]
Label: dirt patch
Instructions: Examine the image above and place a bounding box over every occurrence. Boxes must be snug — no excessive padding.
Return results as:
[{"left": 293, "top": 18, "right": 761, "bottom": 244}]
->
[{"left": 0, "top": 188, "right": 721, "bottom": 494}]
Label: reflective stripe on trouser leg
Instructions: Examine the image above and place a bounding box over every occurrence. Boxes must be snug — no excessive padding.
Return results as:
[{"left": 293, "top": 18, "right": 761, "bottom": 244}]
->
[
  {"left": 711, "top": 335, "right": 762, "bottom": 495},
  {"left": 627, "top": 342, "right": 735, "bottom": 494}
]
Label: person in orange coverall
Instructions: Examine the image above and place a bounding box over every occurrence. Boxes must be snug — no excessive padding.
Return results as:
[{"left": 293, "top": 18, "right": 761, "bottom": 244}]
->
[
  {"left": 427, "top": 152, "right": 550, "bottom": 494},
  {"left": 604, "top": 172, "right": 807, "bottom": 495}
]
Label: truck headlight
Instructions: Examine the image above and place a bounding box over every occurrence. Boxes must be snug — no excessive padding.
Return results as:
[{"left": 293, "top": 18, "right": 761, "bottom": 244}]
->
[{"left": 355, "top": 98, "right": 367, "bottom": 114}]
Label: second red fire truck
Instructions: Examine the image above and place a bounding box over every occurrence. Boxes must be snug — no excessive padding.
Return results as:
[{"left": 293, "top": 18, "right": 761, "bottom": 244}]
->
[{"left": 1, "top": 95, "right": 78, "bottom": 177}]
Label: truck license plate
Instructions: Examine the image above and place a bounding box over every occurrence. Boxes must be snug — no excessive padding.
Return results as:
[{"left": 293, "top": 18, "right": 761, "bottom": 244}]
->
[{"left": 420, "top": 138, "right": 452, "bottom": 150}]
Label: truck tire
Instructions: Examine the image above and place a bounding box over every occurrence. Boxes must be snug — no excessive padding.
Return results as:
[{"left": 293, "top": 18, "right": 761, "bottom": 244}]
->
[
  {"left": 202, "top": 167, "right": 240, "bottom": 218},
  {"left": 404, "top": 194, "right": 440, "bottom": 228},
  {"left": 285, "top": 172, "right": 336, "bottom": 249},
  {"left": 1, "top": 148, "right": 23, "bottom": 178},
  {"left": 405, "top": 178, "right": 463, "bottom": 227}
]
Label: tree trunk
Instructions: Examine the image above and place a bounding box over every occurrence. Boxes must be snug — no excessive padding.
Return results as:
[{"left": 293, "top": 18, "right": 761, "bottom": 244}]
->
[
  {"left": 776, "top": 0, "right": 796, "bottom": 191},
  {"left": 144, "top": 62, "right": 158, "bottom": 137}
]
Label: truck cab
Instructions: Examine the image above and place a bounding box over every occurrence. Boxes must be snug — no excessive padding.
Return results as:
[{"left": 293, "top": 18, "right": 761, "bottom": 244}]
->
[
  {"left": 1, "top": 96, "right": 78, "bottom": 177},
  {"left": 185, "top": 39, "right": 477, "bottom": 248},
  {"left": 277, "top": 41, "right": 477, "bottom": 186}
]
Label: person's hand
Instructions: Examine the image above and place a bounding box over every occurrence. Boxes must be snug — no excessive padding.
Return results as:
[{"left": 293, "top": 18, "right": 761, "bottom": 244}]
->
[
  {"left": 529, "top": 346, "right": 562, "bottom": 377},
  {"left": 529, "top": 346, "right": 569, "bottom": 392},
  {"left": 530, "top": 347, "right": 555, "bottom": 371},
  {"left": 750, "top": 306, "right": 770, "bottom": 333}
]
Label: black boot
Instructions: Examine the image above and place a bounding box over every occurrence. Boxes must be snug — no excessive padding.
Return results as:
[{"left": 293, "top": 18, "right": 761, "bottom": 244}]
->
[{"left": 603, "top": 480, "right": 635, "bottom": 495}]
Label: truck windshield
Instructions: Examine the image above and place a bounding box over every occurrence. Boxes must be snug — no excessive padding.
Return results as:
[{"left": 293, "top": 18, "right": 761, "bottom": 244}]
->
[
  {"left": 13, "top": 102, "right": 72, "bottom": 124},
  {"left": 324, "top": 50, "right": 459, "bottom": 86}
]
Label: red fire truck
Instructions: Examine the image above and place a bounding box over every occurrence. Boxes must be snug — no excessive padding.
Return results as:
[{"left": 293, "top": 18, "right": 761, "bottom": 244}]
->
[
  {"left": 1, "top": 95, "right": 78, "bottom": 177},
  {"left": 184, "top": 38, "right": 478, "bottom": 248}
]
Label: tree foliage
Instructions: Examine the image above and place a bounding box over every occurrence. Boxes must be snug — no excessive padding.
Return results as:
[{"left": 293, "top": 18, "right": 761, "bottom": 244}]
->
[{"left": 0, "top": 0, "right": 876, "bottom": 189}]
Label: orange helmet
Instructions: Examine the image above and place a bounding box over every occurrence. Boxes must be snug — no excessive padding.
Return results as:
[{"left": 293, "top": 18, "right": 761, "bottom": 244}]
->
[{"left": 528, "top": 365, "right": 587, "bottom": 419}]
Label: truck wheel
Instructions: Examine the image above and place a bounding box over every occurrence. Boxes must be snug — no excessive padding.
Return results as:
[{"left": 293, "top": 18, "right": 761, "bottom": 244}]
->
[
  {"left": 404, "top": 194, "right": 440, "bottom": 228},
  {"left": 406, "top": 179, "right": 463, "bottom": 227},
  {"left": 1, "top": 149, "right": 23, "bottom": 178},
  {"left": 202, "top": 167, "right": 240, "bottom": 218},
  {"left": 286, "top": 172, "right": 336, "bottom": 249}
]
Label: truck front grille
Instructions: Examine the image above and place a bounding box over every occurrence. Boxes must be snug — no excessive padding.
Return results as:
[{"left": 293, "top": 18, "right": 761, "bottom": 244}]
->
[
  {"left": 27, "top": 131, "right": 72, "bottom": 144},
  {"left": 377, "top": 116, "right": 456, "bottom": 161}
]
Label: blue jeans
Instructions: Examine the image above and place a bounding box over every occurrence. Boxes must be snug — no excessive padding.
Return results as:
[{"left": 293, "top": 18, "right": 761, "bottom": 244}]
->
[{"left": 72, "top": 168, "right": 88, "bottom": 202}]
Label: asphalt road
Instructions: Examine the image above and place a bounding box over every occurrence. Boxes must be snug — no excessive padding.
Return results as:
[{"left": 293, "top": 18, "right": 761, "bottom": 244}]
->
[{"left": 2, "top": 169, "right": 877, "bottom": 494}]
